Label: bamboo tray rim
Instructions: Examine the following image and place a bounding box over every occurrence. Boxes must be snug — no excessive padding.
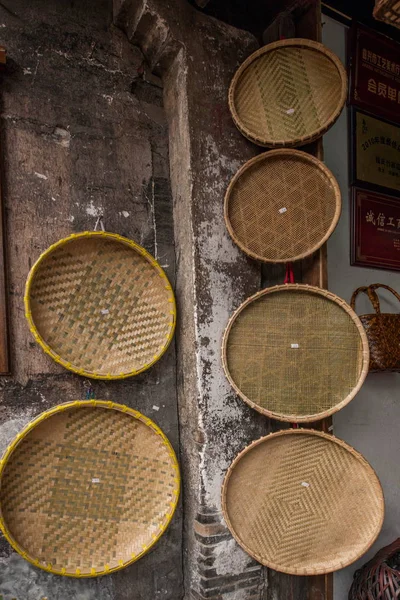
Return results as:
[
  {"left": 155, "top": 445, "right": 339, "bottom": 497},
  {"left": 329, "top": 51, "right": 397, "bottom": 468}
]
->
[
  {"left": 374, "top": 0, "right": 400, "bottom": 22},
  {"left": 24, "top": 231, "right": 176, "bottom": 380},
  {"left": 228, "top": 38, "right": 348, "bottom": 148},
  {"left": 0, "top": 400, "right": 180, "bottom": 578},
  {"left": 221, "top": 428, "right": 385, "bottom": 575},
  {"left": 224, "top": 149, "right": 342, "bottom": 263},
  {"left": 221, "top": 284, "right": 370, "bottom": 423}
]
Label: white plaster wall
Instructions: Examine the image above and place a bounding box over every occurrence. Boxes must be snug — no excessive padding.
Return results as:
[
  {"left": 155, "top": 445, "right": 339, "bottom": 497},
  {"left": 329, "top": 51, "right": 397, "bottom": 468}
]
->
[{"left": 322, "top": 15, "right": 400, "bottom": 600}]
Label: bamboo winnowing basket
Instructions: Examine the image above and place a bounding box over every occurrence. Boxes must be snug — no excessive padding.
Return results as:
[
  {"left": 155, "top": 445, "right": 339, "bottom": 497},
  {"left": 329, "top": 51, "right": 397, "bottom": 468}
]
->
[
  {"left": 0, "top": 401, "right": 180, "bottom": 576},
  {"left": 229, "top": 39, "right": 347, "bottom": 147},
  {"left": 225, "top": 149, "right": 341, "bottom": 263},
  {"left": 25, "top": 232, "right": 176, "bottom": 379},
  {"left": 222, "top": 429, "right": 384, "bottom": 575}
]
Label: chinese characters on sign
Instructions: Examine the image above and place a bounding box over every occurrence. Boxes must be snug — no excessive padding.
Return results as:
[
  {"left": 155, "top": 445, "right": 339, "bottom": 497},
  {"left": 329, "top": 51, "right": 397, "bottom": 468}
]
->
[
  {"left": 349, "top": 24, "right": 400, "bottom": 123},
  {"left": 348, "top": 24, "right": 400, "bottom": 272},
  {"left": 351, "top": 188, "right": 400, "bottom": 271},
  {"left": 365, "top": 210, "right": 400, "bottom": 228},
  {"left": 351, "top": 110, "right": 400, "bottom": 192},
  {"left": 366, "top": 78, "right": 400, "bottom": 103}
]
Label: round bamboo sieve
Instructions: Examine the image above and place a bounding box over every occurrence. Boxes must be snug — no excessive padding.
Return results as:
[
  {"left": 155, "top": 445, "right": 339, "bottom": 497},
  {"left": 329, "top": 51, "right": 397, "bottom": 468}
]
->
[
  {"left": 229, "top": 39, "right": 347, "bottom": 147},
  {"left": 222, "top": 429, "right": 384, "bottom": 575},
  {"left": 222, "top": 284, "right": 369, "bottom": 423},
  {"left": 25, "top": 232, "right": 176, "bottom": 379},
  {"left": 0, "top": 401, "right": 180, "bottom": 577},
  {"left": 224, "top": 149, "right": 341, "bottom": 263}
]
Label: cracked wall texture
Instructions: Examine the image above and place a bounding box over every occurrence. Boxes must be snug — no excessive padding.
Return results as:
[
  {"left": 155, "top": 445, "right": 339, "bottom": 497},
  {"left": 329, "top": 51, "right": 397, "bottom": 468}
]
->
[
  {"left": 0, "top": 1, "right": 182, "bottom": 599},
  {"left": 115, "top": 2, "right": 271, "bottom": 598}
]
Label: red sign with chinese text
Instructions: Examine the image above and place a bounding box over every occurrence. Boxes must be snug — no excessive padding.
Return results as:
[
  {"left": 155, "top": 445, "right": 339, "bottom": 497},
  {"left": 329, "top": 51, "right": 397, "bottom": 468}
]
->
[
  {"left": 351, "top": 187, "right": 400, "bottom": 271},
  {"left": 349, "top": 24, "right": 400, "bottom": 123}
]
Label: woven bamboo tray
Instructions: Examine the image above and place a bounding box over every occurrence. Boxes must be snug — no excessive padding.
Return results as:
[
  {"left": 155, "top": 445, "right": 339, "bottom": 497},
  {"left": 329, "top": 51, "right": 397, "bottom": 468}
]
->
[
  {"left": 25, "top": 232, "right": 176, "bottom": 379},
  {"left": 225, "top": 149, "right": 341, "bottom": 263},
  {"left": 374, "top": 0, "right": 400, "bottom": 27},
  {"left": 222, "top": 429, "right": 384, "bottom": 575},
  {"left": 0, "top": 401, "right": 180, "bottom": 577},
  {"left": 229, "top": 39, "right": 347, "bottom": 148},
  {"left": 222, "top": 284, "right": 369, "bottom": 423}
]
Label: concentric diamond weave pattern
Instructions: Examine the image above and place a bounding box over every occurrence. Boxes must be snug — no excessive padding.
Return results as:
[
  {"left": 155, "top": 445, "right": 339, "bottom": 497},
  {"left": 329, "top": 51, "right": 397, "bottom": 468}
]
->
[
  {"left": 223, "top": 431, "right": 384, "bottom": 575},
  {"left": 231, "top": 43, "right": 345, "bottom": 147}
]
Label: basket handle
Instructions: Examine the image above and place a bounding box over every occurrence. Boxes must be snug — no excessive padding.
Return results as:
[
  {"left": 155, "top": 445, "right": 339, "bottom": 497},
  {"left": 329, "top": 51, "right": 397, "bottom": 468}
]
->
[
  {"left": 372, "top": 537, "right": 400, "bottom": 566},
  {"left": 350, "top": 284, "right": 400, "bottom": 315}
]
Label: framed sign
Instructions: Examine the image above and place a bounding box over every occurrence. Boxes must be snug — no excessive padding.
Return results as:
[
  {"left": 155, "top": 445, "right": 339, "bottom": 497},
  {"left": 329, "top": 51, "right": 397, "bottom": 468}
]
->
[
  {"left": 349, "top": 23, "right": 400, "bottom": 123},
  {"left": 351, "top": 187, "right": 400, "bottom": 271},
  {"left": 350, "top": 108, "right": 400, "bottom": 193}
]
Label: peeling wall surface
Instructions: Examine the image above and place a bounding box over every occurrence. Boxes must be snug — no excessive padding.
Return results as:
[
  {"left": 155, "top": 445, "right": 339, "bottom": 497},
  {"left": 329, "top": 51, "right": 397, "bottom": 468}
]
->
[
  {"left": 116, "top": 1, "right": 272, "bottom": 598},
  {"left": 0, "top": 1, "right": 182, "bottom": 599}
]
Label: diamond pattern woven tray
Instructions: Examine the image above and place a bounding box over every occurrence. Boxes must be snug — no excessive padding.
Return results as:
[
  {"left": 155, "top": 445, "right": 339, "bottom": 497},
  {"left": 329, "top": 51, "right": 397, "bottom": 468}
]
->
[
  {"left": 229, "top": 39, "right": 347, "bottom": 147},
  {"left": 222, "top": 429, "right": 384, "bottom": 575}
]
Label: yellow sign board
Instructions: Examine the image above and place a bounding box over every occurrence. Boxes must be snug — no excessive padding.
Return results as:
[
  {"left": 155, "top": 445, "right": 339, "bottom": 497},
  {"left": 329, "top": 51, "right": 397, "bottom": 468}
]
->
[{"left": 355, "top": 111, "right": 400, "bottom": 192}]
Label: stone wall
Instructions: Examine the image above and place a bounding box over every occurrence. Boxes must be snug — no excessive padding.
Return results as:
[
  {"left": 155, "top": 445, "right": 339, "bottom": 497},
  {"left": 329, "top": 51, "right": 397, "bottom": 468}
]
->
[
  {"left": 0, "top": 1, "right": 182, "bottom": 599},
  {"left": 115, "top": 2, "right": 271, "bottom": 599}
]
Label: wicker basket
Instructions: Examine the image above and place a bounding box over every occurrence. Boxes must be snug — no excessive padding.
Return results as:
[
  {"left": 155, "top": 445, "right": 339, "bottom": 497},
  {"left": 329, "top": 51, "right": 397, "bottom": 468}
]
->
[
  {"left": 25, "top": 232, "right": 176, "bottom": 379},
  {"left": 222, "top": 429, "right": 384, "bottom": 576},
  {"left": 349, "top": 538, "right": 400, "bottom": 599},
  {"left": 222, "top": 284, "right": 369, "bottom": 423},
  {"left": 374, "top": 0, "right": 400, "bottom": 27},
  {"left": 229, "top": 39, "right": 347, "bottom": 148},
  {"left": 224, "top": 149, "right": 341, "bottom": 263},
  {"left": 0, "top": 400, "right": 180, "bottom": 577}
]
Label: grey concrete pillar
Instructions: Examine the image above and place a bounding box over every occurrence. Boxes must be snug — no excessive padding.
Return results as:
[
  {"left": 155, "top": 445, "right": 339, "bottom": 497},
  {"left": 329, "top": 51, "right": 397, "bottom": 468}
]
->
[{"left": 114, "top": 1, "right": 270, "bottom": 598}]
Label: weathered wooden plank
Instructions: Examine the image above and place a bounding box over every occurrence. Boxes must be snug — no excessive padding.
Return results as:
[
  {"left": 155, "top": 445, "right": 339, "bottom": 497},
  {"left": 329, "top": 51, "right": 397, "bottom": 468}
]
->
[
  {"left": 0, "top": 46, "right": 10, "bottom": 374},
  {"left": 0, "top": 148, "right": 10, "bottom": 374}
]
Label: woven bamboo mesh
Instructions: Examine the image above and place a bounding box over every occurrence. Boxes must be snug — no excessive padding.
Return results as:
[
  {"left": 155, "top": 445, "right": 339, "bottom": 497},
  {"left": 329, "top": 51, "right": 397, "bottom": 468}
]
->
[
  {"left": 222, "top": 285, "right": 369, "bottom": 422},
  {"left": 25, "top": 232, "right": 175, "bottom": 379},
  {"left": 374, "top": 0, "right": 400, "bottom": 27},
  {"left": 222, "top": 429, "right": 384, "bottom": 576},
  {"left": 349, "top": 538, "right": 400, "bottom": 600},
  {"left": 0, "top": 401, "right": 180, "bottom": 577},
  {"left": 229, "top": 39, "right": 347, "bottom": 148},
  {"left": 225, "top": 149, "right": 341, "bottom": 263}
]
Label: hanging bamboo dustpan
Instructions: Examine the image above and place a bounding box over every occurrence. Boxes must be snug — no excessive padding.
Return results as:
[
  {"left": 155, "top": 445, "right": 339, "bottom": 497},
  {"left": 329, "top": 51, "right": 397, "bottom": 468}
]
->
[
  {"left": 222, "top": 429, "right": 384, "bottom": 575},
  {"left": 229, "top": 39, "right": 347, "bottom": 147},
  {"left": 225, "top": 149, "right": 341, "bottom": 263},
  {"left": 25, "top": 231, "right": 176, "bottom": 379},
  {"left": 222, "top": 284, "right": 369, "bottom": 422},
  {"left": 0, "top": 401, "right": 180, "bottom": 577}
]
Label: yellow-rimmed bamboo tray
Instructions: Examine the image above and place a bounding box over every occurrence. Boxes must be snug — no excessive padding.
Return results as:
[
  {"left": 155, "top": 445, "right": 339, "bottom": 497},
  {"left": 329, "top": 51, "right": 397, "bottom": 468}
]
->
[
  {"left": 222, "top": 429, "right": 384, "bottom": 575},
  {"left": 222, "top": 284, "right": 369, "bottom": 423},
  {"left": 0, "top": 400, "right": 180, "bottom": 577},
  {"left": 229, "top": 39, "right": 347, "bottom": 147},
  {"left": 374, "top": 0, "right": 400, "bottom": 27},
  {"left": 225, "top": 149, "right": 341, "bottom": 263},
  {"left": 25, "top": 232, "right": 176, "bottom": 379}
]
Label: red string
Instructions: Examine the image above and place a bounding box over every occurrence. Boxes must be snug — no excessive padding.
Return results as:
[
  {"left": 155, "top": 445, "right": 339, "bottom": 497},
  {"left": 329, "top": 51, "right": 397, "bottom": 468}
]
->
[{"left": 284, "top": 262, "right": 295, "bottom": 284}]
